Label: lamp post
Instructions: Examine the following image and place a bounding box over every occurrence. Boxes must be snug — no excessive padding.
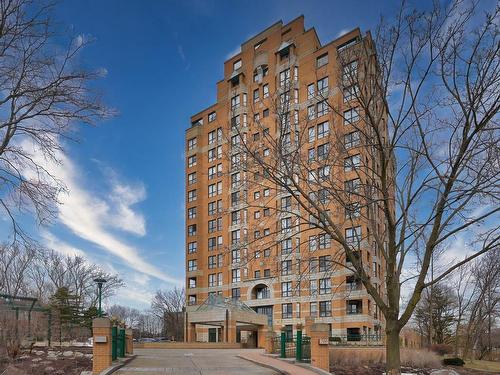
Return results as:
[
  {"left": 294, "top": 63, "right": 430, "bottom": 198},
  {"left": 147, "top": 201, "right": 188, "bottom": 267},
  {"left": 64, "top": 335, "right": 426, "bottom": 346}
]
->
[{"left": 93, "top": 278, "right": 107, "bottom": 317}]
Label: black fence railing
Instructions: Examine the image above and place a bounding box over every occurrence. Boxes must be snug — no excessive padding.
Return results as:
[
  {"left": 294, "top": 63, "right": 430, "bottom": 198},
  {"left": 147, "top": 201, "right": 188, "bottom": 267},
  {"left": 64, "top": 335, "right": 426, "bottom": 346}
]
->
[{"left": 329, "top": 334, "right": 384, "bottom": 346}]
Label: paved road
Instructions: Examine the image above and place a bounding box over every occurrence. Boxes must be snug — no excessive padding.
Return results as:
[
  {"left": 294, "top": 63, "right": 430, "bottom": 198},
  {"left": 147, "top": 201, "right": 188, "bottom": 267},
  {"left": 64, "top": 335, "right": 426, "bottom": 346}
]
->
[{"left": 115, "top": 348, "right": 278, "bottom": 375}]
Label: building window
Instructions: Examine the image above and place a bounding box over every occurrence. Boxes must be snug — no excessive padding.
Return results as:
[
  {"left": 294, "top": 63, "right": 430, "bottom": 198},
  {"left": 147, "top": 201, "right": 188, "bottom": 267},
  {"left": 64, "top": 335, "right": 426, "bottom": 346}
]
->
[
  {"left": 317, "top": 77, "right": 328, "bottom": 96},
  {"left": 309, "top": 236, "right": 317, "bottom": 252},
  {"left": 232, "top": 269, "right": 241, "bottom": 283},
  {"left": 344, "top": 154, "right": 361, "bottom": 172},
  {"left": 208, "top": 111, "right": 216, "bottom": 122},
  {"left": 264, "top": 269, "right": 271, "bottom": 277},
  {"left": 264, "top": 248, "right": 271, "bottom": 258},
  {"left": 343, "top": 85, "right": 359, "bottom": 102},
  {"left": 232, "top": 288, "right": 241, "bottom": 300},
  {"left": 281, "top": 239, "right": 292, "bottom": 255},
  {"left": 208, "top": 274, "right": 216, "bottom": 287},
  {"left": 231, "top": 229, "right": 241, "bottom": 245},
  {"left": 346, "top": 202, "right": 361, "bottom": 219},
  {"left": 233, "top": 59, "right": 242, "bottom": 71},
  {"left": 254, "top": 270, "right": 261, "bottom": 278},
  {"left": 346, "top": 226, "right": 362, "bottom": 248},
  {"left": 231, "top": 95, "right": 240, "bottom": 110},
  {"left": 188, "top": 277, "right": 196, "bottom": 289},
  {"left": 188, "top": 259, "right": 197, "bottom": 271},
  {"left": 310, "top": 302, "right": 318, "bottom": 317},
  {"left": 281, "top": 217, "right": 292, "bottom": 233},
  {"left": 317, "top": 121, "right": 329, "bottom": 139},
  {"left": 208, "top": 237, "right": 216, "bottom": 251},
  {"left": 188, "top": 155, "right": 197, "bottom": 167},
  {"left": 188, "top": 295, "right": 196, "bottom": 306},
  {"left": 344, "top": 107, "right": 360, "bottom": 125},
  {"left": 318, "top": 234, "right": 331, "bottom": 249},
  {"left": 208, "top": 131, "right": 216, "bottom": 144},
  {"left": 253, "top": 88, "right": 260, "bottom": 103},
  {"left": 309, "top": 279, "right": 318, "bottom": 296},
  {"left": 231, "top": 210, "right": 240, "bottom": 225},
  {"left": 344, "top": 131, "right": 360, "bottom": 149},
  {"left": 208, "top": 148, "right": 216, "bottom": 162},
  {"left": 218, "top": 273, "right": 223, "bottom": 286},
  {"left": 319, "top": 255, "right": 331, "bottom": 272},
  {"left": 263, "top": 108, "right": 269, "bottom": 118},
  {"left": 307, "top": 83, "right": 315, "bottom": 99},
  {"left": 187, "top": 207, "right": 196, "bottom": 219},
  {"left": 317, "top": 143, "right": 330, "bottom": 160},
  {"left": 263, "top": 84, "right": 269, "bottom": 98},
  {"left": 317, "top": 100, "right": 328, "bottom": 117},
  {"left": 281, "top": 260, "right": 292, "bottom": 275},
  {"left": 188, "top": 242, "right": 197, "bottom": 254},
  {"left": 208, "top": 255, "right": 216, "bottom": 269},
  {"left": 347, "top": 300, "right": 363, "bottom": 314},
  {"left": 342, "top": 60, "right": 358, "bottom": 83},
  {"left": 231, "top": 115, "right": 241, "bottom": 129},
  {"left": 319, "top": 301, "right": 332, "bottom": 317},
  {"left": 187, "top": 137, "right": 197, "bottom": 151},
  {"left": 307, "top": 105, "right": 315, "bottom": 120},
  {"left": 232, "top": 249, "right": 240, "bottom": 264},
  {"left": 282, "top": 303, "right": 293, "bottom": 319},
  {"left": 279, "top": 68, "right": 290, "bottom": 87},
  {"left": 316, "top": 53, "right": 328, "bottom": 68},
  {"left": 345, "top": 178, "right": 361, "bottom": 194},
  {"left": 208, "top": 219, "right": 216, "bottom": 233},
  {"left": 188, "top": 224, "right": 196, "bottom": 236},
  {"left": 319, "top": 278, "right": 331, "bottom": 294},
  {"left": 218, "top": 254, "right": 224, "bottom": 267},
  {"left": 281, "top": 282, "right": 292, "bottom": 297},
  {"left": 188, "top": 172, "right": 197, "bottom": 185}
]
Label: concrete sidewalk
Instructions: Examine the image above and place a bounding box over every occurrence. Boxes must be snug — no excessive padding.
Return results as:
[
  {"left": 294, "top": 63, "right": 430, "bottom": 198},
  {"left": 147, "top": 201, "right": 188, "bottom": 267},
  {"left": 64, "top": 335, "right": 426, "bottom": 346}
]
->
[{"left": 238, "top": 352, "right": 329, "bottom": 375}]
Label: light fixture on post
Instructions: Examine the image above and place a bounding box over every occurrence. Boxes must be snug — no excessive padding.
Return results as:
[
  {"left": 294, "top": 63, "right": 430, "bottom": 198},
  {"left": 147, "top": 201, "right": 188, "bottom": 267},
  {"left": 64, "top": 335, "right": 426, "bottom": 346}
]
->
[{"left": 93, "top": 278, "right": 107, "bottom": 317}]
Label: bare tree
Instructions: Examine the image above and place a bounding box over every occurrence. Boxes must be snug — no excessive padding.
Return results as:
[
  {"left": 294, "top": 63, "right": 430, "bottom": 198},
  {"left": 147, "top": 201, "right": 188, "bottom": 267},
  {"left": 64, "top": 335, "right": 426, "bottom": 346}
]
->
[
  {"left": 224, "top": 1, "right": 499, "bottom": 373},
  {"left": 0, "top": 0, "right": 111, "bottom": 244},
  {"left": 151, "top": 287, "right": 185, "bottom": 341}
]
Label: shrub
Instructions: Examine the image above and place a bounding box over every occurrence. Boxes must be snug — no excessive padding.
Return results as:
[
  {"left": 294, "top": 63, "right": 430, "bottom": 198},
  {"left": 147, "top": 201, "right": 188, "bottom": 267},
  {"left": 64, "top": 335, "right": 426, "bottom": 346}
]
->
[
  {"left": 430, "top": 344, "right": 453, "bottom": 356},
  {"left": 442, "top": 357, "right": 465, "bottom": 366},
  {"left": 329, "top": 348, "right": 442, "bottom": 368},
  {"left": 401, "top": 349, "right": 442, "bottom": 368}
]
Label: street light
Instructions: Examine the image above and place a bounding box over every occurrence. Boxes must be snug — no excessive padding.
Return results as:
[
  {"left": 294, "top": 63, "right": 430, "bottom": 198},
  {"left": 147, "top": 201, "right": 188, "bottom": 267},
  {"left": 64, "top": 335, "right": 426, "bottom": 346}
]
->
[{"left": 93, "top": 278, "right": 107, "bottom": 317}]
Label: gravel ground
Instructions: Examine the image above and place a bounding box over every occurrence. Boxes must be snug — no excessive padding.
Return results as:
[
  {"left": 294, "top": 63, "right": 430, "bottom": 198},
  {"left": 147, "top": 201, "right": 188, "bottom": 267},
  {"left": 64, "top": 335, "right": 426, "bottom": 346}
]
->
[{"left": 0, "top": 346, "right": 92, "bottom": 375}]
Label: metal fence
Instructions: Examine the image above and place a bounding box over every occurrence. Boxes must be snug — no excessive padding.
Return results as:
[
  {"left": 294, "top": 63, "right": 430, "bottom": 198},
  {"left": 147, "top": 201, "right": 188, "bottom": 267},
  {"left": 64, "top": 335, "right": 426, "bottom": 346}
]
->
[
  {"left": 329, "top": 334, "right": 385, "bottom": 346},
  {"left": 272, "top": 333, "right": 311, "bottom": 362}
]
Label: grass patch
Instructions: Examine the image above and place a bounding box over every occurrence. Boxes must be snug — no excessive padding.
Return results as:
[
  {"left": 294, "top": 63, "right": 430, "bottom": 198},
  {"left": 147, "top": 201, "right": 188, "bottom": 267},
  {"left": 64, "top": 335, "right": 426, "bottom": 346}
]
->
[{"left": 464, "top": 360, "right": 500, "bottom": 373}]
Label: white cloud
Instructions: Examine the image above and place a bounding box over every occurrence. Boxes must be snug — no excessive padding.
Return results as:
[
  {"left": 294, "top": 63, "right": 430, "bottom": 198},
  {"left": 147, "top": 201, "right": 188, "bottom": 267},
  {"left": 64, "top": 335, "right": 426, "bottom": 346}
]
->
[
  {"left": 21, "top": 139, "right": 181, "bottom": 286},
  {"left": 41, "top": 231, "right": 86, "bottom": 257}
]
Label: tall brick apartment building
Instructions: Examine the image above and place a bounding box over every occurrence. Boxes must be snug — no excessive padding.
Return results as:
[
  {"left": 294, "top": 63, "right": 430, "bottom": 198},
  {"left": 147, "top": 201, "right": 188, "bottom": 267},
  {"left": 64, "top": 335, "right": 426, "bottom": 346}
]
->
[{"left": 185, "top": 16, "right": 387, "bottom": 343}]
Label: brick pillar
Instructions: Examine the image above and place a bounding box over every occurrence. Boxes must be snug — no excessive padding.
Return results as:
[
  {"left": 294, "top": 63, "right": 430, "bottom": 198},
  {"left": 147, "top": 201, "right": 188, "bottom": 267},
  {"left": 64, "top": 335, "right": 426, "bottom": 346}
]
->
[
  {"left": 304, "top": 316, "right": 315, "bottom": 336},
  {"left": 125, "top": 328, "right": 133, "bottom": 355},
  {"left": 257, "top": 326, "right": 270, "bottom": 350},
  {"left": 226, "top": 309, "right": 237, "bottom": 344},
  {"left": 92, "top": 318, "right": 112, "bottom": 375},
  {"left": 186, "top": 323, "right": 196, "bottom": 342},
  {"left": 310, "top": 323, "right": 330, "bottom": 372}
]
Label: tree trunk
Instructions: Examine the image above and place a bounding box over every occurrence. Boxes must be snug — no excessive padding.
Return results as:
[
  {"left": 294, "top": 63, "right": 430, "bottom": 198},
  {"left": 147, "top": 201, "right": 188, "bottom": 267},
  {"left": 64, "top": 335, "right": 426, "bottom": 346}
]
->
[{"left": 386, "top": 323, "right": 401, "bottom": 375}]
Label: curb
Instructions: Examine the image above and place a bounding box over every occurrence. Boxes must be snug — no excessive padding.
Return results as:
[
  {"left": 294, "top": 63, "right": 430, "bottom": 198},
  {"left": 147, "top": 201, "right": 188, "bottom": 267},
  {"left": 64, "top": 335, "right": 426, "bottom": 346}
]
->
[
  {"left": 99, "top": 355, "right": 136, "bottom": 375},
  {"left": 238, "top": 354, "right": 290, "bottom": 375}
]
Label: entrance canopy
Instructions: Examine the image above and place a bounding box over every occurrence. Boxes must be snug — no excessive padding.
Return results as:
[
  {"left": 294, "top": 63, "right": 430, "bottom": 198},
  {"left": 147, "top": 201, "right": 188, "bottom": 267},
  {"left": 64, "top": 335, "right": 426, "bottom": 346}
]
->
[
  {"left": 185, "top": 295, "right": 269, "bottom": 344},
  {"left": 188, "top": 295, "right": 267, "bottom": 327}
]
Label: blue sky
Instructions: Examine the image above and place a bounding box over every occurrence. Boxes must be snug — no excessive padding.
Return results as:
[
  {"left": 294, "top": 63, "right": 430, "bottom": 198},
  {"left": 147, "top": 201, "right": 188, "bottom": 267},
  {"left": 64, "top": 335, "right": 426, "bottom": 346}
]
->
[{"left": 6, "top": 0, "right": 468, "bottom": 309}]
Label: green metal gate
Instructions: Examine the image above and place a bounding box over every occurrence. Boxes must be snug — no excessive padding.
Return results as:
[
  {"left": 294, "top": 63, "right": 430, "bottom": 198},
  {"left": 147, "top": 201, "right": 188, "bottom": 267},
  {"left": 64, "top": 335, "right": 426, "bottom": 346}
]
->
[
  {"left": 111, "top": 326, "right": 117, "bottom": 360},
  {"left": 117, "top": 328, "right": 125, "bottom": 357},
  {"left": 276, "top": 331, "right": 311, "bottom": 363}
]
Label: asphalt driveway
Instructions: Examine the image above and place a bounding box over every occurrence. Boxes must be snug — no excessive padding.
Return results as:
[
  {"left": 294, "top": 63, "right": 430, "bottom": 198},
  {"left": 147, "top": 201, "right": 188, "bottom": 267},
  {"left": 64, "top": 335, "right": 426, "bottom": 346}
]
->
[{"left": 115, "top": 348, "right": 278, "bottom": 375}]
